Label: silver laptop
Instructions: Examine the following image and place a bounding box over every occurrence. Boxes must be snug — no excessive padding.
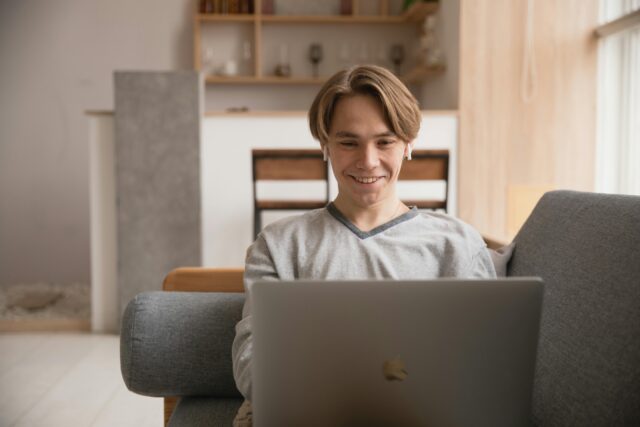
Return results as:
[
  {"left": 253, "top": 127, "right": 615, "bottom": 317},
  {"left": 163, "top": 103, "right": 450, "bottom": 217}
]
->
[{"left": 251, "top": 278, "right": 543, "bottom": 427}]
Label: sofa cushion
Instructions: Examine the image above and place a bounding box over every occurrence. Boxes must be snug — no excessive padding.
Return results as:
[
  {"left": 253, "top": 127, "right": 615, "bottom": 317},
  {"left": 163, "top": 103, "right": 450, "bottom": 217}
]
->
[
  {"left": 509, "top": 190, "right": 640, "bottom": 426},
  {"left": 168, "top": 397, "right": 243, "bottom": 427},
  {"left": 489, "top": 242, "right": 515, "bottom": 277}
]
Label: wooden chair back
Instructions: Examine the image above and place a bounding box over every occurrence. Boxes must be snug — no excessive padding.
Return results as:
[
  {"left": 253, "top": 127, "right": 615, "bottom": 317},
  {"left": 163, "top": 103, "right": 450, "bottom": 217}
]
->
[
  {"left": 253, "top": 149, "right": 328, "bottom": 180},
  {"left": 252, "top": 149, "right": 329, "bottom": 238},
  {"left": 398, "top": 149, "right": 450, "bottom": 211}
]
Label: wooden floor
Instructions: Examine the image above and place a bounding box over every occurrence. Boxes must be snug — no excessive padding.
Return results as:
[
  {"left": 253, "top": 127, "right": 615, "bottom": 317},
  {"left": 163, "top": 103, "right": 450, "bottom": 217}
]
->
[{"left": 0, "top": 333, "right": 162, "bottom": 427}]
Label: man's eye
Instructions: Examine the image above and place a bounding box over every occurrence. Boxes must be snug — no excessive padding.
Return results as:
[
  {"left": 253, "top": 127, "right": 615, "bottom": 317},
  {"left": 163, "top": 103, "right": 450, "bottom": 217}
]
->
[
  {"left": 340, "top": 141, "right": 357, "bottom": 147},
  {"left": 379, "top": 140, "right": 395, "bottom": 146}
]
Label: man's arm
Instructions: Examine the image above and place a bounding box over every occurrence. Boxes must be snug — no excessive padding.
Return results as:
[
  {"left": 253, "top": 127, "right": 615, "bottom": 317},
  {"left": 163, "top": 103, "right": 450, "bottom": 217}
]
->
[{"left": 232, "top": 234, "right": 279, "bottom": 400}]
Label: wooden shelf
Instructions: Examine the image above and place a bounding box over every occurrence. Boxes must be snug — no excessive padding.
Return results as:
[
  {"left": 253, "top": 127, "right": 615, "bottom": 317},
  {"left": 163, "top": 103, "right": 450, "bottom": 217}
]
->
[
  {"left": 205, "top": 65, "right": 445, "bottom": 85},
  {"left": 195, "top": 2, "right": 442, "bottom": 86},
  {"left": 195, "top": 2, "right": 438, "bottom": 24},
  {"left": 198, "top": 13, "right": 255, "bottom": 22},
  {"left": 205, "top": 75, "right": 326, "bottom": 85},
  {"left": 196, "top": 11, "right": 435, "bottom": 23},
  {"left": 260, "top": 15, "right": 404, "bottom": 24}
]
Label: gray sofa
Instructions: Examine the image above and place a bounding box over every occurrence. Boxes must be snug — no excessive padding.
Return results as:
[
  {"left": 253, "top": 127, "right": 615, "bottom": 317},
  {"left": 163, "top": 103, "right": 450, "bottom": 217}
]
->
[{"left": 120, "top": 190, "right": 640, "bottom": 426}]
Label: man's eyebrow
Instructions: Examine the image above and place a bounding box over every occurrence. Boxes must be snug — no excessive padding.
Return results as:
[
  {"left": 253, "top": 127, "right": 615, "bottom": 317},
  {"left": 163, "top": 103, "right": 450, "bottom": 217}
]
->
[
  {"left": 334, "top": 131, "right": 358, "bottom": 138},
  {"left": 374, "top": 131, "right": 396, "bottom": 137},
  {"left": 333, "top": 131, "right": 397, "bottom": 138}
]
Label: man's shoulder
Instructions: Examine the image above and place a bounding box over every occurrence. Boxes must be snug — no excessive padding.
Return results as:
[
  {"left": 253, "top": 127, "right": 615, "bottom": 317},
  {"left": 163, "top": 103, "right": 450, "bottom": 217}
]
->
[
  {"left": 259, "top": 207, "right": 331, "bottom": 239},
  {"left": 414, "top": 211, "right": 485, "bottom": 245}
]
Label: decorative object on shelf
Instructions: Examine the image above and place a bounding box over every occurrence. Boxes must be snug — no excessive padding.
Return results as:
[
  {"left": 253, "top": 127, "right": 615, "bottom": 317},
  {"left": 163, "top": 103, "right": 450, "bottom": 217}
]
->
[
  {"left": 219, "top": 60, "right": 239, "bottom": 76},
  {"left": 274, "top": 64, "right": 291, "bottom": 77},
  {"left": 390, "top": 44, "right": 405, "bottom": 75},
  {"left": 403, "top": 0, "right": 439, "bottom": 12},
  {"left": 226, "top": 106, "right": 250, "bottom": 112},
  {"left": 199, "top": 0, "right": 213, "bottom": 13},
  {"left": 403, "top": 0, "right": 418, "bottom": 10},
  {"left": 278, "top": 2, "right": 335, "bottom": 16},
  {"left": 240, "top": 0, "right": 252, "bottom": 14},
  {"left": 338, "top": 43, "right": 351, "bottom": 69},
  {"left": 418, "top": 15, "right": 445, "bottom": 68},
  {"left": 242, "top": 40, "right": 252, "bottom": 73},
  {"left": 228, "top": 0, "right": 248, "bottom": 14},
  {"left": 262, "top": 0, "right": 274, "bottom": 15},
  {"left": 375, "top": 43, "right": 388, "bottom": 68},
  {"left": 401, "top": 0, "right": 442, "bottom": 23},
  {"left": 340, "top": 0, "right": 353, "bottom": 15},
  {"left": 200, "top": 0, "right": 254, "bottom": 14},
  {"left": 202, "top": 46, "right": 216, "bottom": 75},
  {"left": 357, "top": 42, "right": 370, "bottom": 65},
  {"left": 220, "top": 0, "right": 229, "bottom": 14},
  {"left": 274, "top": 44, "right": 292, "bottom": 77},
  {"left": 309, "top": 44, "right": 324, "bottom": 78}
]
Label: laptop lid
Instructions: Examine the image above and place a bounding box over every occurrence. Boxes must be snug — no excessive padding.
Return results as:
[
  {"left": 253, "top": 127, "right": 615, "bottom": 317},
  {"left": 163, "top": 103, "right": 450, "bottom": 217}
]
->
[{"left": 251, "top": 278, "right": 543, "bottom": 427}]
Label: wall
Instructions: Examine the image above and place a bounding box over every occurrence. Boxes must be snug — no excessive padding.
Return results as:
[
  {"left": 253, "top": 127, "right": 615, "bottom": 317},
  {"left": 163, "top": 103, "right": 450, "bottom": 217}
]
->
[
  {"left": 0, "top": 0, "right": 193, "bottom": 286},
  {"left": 420, "top": 0, "right": 459, "bottom": 109},
  {"left": 0, "top": 0, "right": 459, "bottom": 286},
  {"left": 458, "top": 0, "right": 598, "bottom": 241}
]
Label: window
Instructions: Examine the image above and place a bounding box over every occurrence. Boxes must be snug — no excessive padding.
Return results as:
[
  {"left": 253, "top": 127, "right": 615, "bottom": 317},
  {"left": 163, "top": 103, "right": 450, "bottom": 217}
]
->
[{"left": 596, "top": 0, "right": 640, "bottom": 195}]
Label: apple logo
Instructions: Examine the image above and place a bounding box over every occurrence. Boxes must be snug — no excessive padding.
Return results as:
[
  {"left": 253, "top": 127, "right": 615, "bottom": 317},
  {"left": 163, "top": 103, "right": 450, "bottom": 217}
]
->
[{"left": 382, "top": 356, "right": 408, "bottom": 381}]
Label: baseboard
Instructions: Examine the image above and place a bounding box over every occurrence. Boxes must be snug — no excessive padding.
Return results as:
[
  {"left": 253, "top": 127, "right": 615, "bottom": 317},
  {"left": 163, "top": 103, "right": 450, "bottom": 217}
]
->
[{"left": 0, "top": 318, "right": 91, "bottom": 332}]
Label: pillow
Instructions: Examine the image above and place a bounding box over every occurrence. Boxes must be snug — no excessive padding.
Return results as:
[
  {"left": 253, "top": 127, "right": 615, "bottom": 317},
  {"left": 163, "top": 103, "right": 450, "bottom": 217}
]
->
[{"left": 489, "top": 242, "right": 516, "bottom": 277}]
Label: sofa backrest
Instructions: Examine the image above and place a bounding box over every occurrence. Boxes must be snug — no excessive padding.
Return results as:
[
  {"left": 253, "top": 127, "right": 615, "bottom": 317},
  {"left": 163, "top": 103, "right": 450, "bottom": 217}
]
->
[{"left": 509, "top": 190, "right": 640, "bottom": 426}]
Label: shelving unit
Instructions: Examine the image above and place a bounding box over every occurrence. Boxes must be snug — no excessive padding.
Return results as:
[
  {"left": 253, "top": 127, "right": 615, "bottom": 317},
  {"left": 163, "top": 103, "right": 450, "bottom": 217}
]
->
[
  {"left": 194, "top": 1, "right": 444, "bottom": 85},
  {"left": 402, "top": 63, "right": 446, "bottom": 84}
]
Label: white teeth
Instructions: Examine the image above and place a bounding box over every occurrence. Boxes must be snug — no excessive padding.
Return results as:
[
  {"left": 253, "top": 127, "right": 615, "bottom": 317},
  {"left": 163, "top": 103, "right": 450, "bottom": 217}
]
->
[{"left": 354, "top": 176, "right": 379, "bottom": 184}]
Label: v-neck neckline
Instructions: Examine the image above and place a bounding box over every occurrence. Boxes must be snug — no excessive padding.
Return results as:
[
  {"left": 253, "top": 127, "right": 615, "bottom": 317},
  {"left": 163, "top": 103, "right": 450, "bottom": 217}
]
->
[{"left": 326, "top": 202, "right": 418, "bottom": 240}]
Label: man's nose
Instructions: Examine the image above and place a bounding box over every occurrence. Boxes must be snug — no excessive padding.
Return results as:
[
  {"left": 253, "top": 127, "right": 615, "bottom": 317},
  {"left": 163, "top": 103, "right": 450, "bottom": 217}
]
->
[{"left": 357, "top": 144, "right": 380, "bottom": 169}]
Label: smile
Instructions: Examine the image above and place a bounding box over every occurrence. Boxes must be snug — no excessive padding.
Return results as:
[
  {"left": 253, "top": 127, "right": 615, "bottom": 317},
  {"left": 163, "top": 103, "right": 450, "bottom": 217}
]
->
[{"left": 352, "top": 176, "right": 383, "bottom": 184}]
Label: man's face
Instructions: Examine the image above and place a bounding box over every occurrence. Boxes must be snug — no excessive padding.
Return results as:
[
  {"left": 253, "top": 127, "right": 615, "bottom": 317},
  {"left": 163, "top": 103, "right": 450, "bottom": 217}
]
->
[{"left": 327, "top": 95, "right": 408, "bottom": 208}]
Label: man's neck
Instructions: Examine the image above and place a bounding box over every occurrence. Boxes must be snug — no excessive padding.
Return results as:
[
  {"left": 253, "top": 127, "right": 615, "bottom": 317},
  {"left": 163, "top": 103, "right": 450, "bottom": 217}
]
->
[{"left": 333, "top": 195, "right": 409, "bottom": 232}]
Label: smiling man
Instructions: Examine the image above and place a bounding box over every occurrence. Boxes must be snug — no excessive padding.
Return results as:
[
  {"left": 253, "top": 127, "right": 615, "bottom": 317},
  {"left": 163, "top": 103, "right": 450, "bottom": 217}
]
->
[
  {"left": 231, "top": 65, "right": 496, "bottom": 426},
  {"left": 326, "top": 94, "right": 412, "bottom": 231}
]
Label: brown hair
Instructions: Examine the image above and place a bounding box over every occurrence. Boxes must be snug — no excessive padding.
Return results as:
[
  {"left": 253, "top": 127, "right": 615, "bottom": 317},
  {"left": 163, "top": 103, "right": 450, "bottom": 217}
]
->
[{"left": 308, "top": 65, "right": 421, "bottom": 145}]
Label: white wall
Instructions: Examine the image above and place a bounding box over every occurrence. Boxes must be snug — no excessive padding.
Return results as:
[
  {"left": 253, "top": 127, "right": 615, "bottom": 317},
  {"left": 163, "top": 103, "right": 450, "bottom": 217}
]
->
[
  {"left": 0, "top": 0, "right": 193, "bottom": 285},
  {"left": 0, "top": 0, "right": 459, "bottom": 286}
]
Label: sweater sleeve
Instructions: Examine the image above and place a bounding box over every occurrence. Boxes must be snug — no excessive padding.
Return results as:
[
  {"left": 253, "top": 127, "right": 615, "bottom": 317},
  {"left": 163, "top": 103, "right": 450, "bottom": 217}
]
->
[
  {"left": 466, "top": 245, "right": 497, "bottom": 278},
  {"left": 231, "top": 234, "right": 279, "bottom": 401}
]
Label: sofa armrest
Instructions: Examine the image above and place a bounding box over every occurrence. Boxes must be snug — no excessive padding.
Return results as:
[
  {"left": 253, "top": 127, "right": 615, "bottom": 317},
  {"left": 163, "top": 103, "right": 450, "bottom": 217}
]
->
[{"left": 120, "top": 291, "right": 244, "bottom": 398}]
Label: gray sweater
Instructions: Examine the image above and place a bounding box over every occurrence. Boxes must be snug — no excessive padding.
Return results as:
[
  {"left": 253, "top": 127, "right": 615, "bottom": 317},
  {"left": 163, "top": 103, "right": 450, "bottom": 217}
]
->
[{"left": 232, "top": 204, "right": 496, "bottom": 400}]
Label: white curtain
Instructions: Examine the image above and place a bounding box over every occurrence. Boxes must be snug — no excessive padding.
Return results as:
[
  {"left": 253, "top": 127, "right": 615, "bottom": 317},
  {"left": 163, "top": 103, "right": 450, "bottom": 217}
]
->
[{"left": 596, "top": 0, "right": 640, "bottom": 195}]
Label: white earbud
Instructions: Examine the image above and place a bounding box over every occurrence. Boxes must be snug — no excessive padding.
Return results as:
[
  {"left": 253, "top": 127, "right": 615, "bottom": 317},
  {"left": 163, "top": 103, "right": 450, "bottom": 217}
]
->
[
  {"left": 406, "top": 145, "right": 412, "bottom": 160},
  {"left": 323, "top": 146, "right": 328, "bottom": 161}
]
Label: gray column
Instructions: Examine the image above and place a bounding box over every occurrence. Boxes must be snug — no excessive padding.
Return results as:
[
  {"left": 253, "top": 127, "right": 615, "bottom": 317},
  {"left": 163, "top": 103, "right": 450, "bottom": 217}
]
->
[{"left": 114, "top": 71, "right": 202, "bottom": 325}]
